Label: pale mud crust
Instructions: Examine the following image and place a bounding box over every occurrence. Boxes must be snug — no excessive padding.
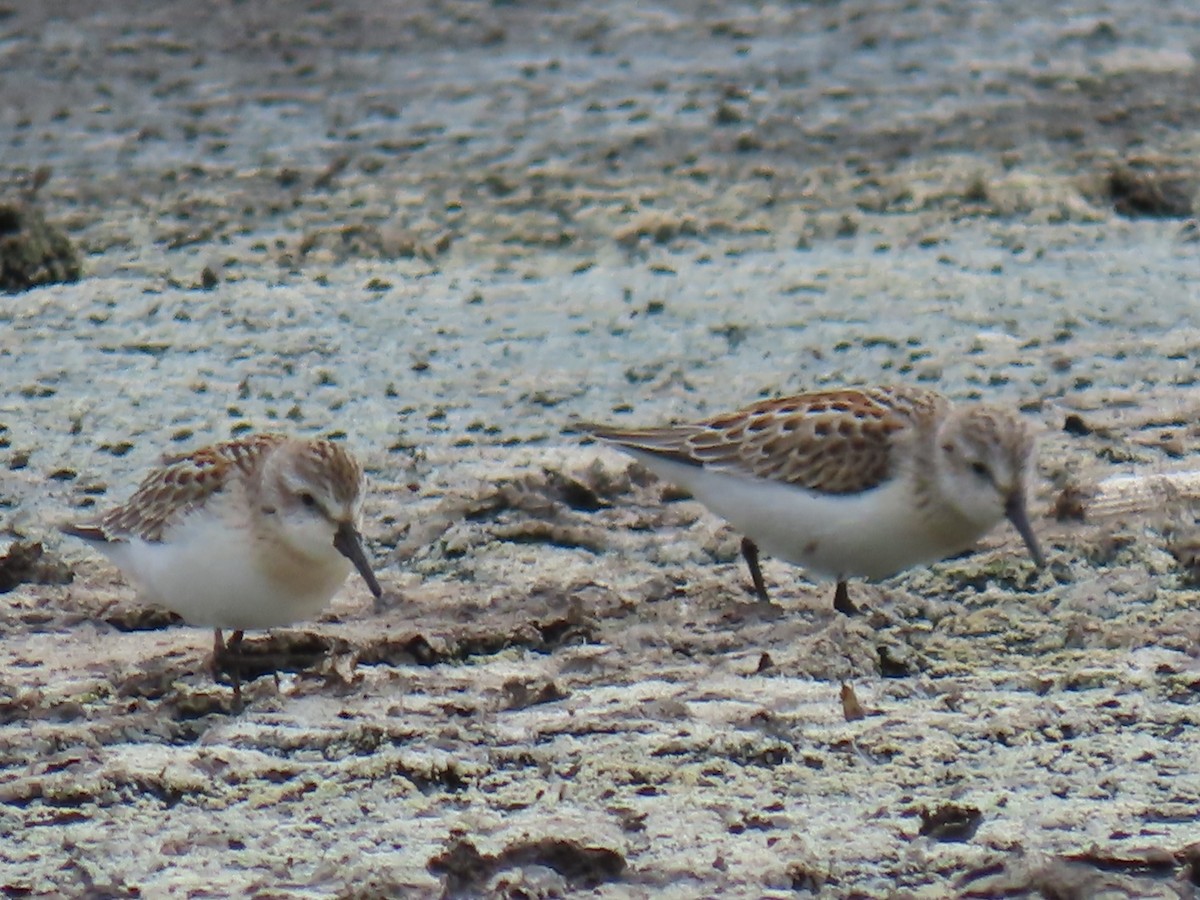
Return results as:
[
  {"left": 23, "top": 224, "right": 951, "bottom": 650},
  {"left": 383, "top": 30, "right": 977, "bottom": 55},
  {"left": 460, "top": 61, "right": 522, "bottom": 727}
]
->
[{"left": 3, "top": 0, "right": 1200, "bottom": 896}]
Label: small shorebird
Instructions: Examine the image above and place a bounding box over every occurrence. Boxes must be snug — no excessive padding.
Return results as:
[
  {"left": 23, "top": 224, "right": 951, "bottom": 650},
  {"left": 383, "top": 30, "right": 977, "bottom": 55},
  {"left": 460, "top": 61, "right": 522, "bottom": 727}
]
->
[
  {"left": 63, "top": 433, "right": 382, "bottom": 708},
  {"left": 585, "top": 385, "right": 1044, "bottom": 614}
]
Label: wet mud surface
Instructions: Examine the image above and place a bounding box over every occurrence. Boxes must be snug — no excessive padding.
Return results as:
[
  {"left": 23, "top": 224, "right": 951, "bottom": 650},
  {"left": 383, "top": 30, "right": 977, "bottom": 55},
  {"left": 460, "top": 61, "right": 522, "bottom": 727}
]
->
[{"left": 2, "top": 0, "right": 1200, "bottom": 896}]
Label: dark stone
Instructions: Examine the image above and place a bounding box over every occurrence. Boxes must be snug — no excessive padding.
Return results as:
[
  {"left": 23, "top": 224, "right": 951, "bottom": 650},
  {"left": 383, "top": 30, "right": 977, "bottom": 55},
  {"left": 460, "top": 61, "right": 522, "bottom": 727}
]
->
[{"left": 0, "top": 201, "right": 82, "bottom": 293}]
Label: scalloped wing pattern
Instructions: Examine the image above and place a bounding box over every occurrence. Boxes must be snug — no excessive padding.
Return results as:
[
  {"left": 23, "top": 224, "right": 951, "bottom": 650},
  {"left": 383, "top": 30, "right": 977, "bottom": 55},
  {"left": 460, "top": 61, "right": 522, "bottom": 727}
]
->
[
  {"left": 589, "top": 386, "right": 946, "bottom": 496},
  {"left": 84, "top": 434, "right": 288, "bottom": 543}
]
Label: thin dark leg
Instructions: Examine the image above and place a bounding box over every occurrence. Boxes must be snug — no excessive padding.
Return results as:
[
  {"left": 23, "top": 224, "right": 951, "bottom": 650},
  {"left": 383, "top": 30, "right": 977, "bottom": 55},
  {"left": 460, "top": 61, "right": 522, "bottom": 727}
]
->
[
  {"left": 227, "top": 630, "right": 245, "bottom": 712},
  {"left": 740, "top": 537, "right": 771, "bottom": 603},
  {"left": 211, "top": 628, "right": 226, "bottom": 683},
  {"left": 832, "top": 580, "right": 859, "bottom": 616}
]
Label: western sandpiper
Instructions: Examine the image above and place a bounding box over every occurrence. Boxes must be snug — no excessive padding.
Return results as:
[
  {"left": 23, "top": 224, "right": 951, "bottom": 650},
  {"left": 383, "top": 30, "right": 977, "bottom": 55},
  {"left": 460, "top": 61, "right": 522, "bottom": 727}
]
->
[
  {"left": 585, "top": 385, "right": 1044, "bottom": 615},
  {"left": 63, "top": 433, "right": 382, "bottom": 708}
]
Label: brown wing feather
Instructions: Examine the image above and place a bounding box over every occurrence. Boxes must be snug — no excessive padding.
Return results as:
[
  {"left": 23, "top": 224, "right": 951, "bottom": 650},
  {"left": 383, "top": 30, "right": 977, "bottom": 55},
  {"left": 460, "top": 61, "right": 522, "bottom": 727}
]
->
[
  {"left": 588, "top": 386, "right": 945, "bottom": 495},
  {"left": 72, "top": 434, "right": 287, "bottom": 544}
]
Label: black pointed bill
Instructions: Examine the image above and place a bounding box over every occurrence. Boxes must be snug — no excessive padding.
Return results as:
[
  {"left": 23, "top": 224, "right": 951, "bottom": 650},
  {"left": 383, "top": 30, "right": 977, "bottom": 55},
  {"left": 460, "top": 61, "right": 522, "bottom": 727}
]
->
[
  {"left": 1004, "top": 492, "right": 1045, "bottom": 569},
  {"left": 333, "top": 521, "right": 383, "bottom": 599}
]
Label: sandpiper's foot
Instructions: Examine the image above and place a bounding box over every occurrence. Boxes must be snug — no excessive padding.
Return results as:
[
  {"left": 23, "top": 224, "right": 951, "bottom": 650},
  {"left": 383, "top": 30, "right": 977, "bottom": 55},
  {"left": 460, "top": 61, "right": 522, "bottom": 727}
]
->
[{"left": 833, "top": 581, "right": 859, "bottom": 616}]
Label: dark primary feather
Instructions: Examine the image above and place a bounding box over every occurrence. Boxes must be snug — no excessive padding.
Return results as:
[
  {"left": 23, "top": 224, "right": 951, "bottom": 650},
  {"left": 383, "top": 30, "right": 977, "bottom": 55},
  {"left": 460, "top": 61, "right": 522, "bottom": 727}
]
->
[{"left": 59, "top": 522, "right": 111, "bottom": 544}]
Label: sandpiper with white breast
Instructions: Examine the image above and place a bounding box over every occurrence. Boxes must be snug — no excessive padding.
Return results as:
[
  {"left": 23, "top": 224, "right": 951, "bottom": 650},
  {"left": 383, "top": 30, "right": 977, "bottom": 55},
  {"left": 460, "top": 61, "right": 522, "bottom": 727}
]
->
[
  {"left": 62, "top": 433, "right": 383, "bottom": 708},
  {"left": 585, "top": 385, "right": 1044, "bottom": 615}
]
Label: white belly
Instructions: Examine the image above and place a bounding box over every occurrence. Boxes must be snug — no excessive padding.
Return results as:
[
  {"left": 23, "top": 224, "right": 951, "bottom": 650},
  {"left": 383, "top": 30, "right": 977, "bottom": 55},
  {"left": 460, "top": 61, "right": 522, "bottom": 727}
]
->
[
  {"left": 627, "top": 452, "right": 993, "bottom": 581},
  {"left": 92, "top": 512, "right": 351, "bottom": 631}
]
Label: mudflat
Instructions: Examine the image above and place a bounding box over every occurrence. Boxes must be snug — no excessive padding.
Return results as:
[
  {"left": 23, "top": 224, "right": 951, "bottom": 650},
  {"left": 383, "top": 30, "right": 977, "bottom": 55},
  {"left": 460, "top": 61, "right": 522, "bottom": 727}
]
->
[{"left": 2, "top": 1, "right": 1199, "bottom": 896}]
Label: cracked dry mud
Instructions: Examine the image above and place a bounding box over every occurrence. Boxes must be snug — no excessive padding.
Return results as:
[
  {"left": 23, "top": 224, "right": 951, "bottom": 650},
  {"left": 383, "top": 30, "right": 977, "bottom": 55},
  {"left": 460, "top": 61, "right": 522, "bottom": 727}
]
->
[{"left": 2, "top": 0, "right": 1200, "bottom": 896}]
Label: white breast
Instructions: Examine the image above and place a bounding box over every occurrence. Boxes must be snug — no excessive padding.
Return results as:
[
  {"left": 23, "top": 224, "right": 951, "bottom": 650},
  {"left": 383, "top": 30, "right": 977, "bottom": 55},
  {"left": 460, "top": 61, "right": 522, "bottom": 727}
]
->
[
  {"left": 94, "top": 507, "right": 351, "bottom": 630},
  {"left": 625, "top": 451, "right": 994, "bottom": 581}
]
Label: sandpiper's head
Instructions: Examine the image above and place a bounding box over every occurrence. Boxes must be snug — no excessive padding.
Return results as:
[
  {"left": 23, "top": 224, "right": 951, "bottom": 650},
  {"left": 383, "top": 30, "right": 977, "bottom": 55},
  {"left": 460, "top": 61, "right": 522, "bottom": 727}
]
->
[
  {"left": 261, "top": 439, "right": 382, "bottom": 597},
  {"left": 936, "top": 405, "right": 1045, "bottom": 567}
]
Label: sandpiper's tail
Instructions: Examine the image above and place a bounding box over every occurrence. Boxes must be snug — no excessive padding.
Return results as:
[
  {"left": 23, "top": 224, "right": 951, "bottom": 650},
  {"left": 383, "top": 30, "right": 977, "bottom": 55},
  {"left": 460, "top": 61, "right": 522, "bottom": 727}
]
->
[
  {"left": 59, "top": 522, "right": 113, "bottom": 544},
  {"left": 580, "top": 422, "right": 702, "bottom": 466}
]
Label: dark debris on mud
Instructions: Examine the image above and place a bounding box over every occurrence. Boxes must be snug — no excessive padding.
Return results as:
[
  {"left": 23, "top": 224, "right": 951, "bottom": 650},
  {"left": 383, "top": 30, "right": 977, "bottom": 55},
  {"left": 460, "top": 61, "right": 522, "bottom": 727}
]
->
[
  {"left": 0, "top": 541, "right": 72, "bottom": 593},
  {"left": 429, "top": 831, "right": 626, "bottom": 899}
]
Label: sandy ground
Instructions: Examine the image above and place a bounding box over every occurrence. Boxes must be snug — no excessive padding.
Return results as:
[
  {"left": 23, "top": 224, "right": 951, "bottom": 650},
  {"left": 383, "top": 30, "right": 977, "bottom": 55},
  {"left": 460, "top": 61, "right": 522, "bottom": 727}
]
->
[{"left": 2, "top": 0, "right": 1200, "bottom": 896}]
